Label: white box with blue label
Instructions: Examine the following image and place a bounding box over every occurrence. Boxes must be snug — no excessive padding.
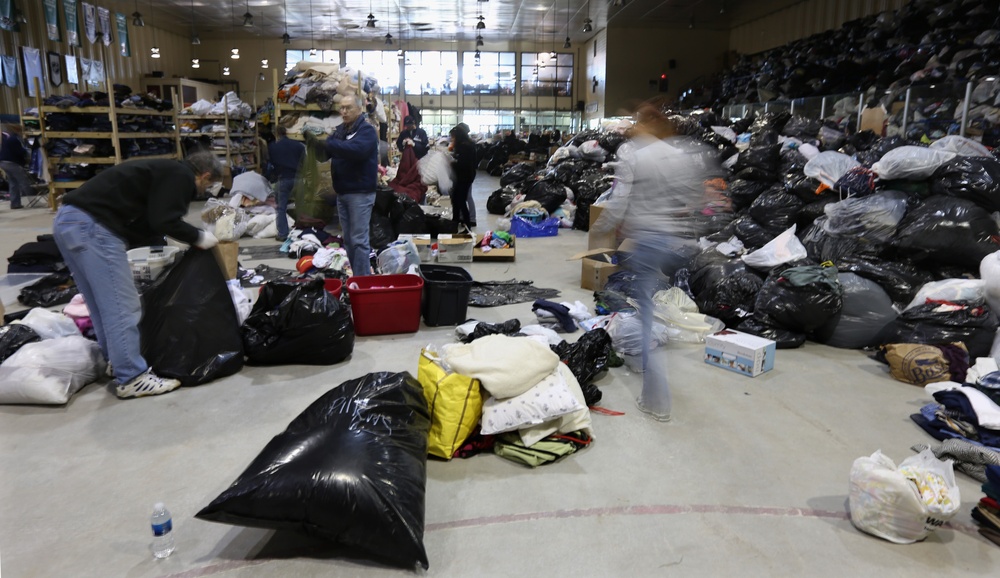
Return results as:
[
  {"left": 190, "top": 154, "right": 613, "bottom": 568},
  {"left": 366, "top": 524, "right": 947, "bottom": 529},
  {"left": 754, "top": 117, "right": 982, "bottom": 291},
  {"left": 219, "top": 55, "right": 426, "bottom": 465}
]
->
[{"left": 704, "top": 330, "right": 776, "bottom": 377}]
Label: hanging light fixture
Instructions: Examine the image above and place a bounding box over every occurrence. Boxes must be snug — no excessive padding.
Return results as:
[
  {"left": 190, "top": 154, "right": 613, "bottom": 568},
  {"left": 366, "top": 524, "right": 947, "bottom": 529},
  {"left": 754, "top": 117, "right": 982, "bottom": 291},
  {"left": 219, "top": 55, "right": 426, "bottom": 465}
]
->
[
  {"left": 282, "top": 0, "right": 291, "bottom": 44},
  {"left": 384, "top": 33, "right": 393, "bottom": 45},
  {"left": 242, "top": 0, "right": 254, "bottom": 27},
  {"left": 149, "top": 0, "right": 159, "bottom": 58},
  {"left": 308, "top": 0, "right": 317, "bottom": 57},
  {"left": 223, "top": 66, "right": 231, "bottom": 76},
  {"left": 191, "top": 58, "right": 200, "bottom": 69},
  {"left": 563, "top": 0, "right": 571, "bottom": 48},
  {"left": 190, "top": 0, "right": 200, "bottom": 45},
  {"left": 582, "top": 0, "right": 592, "bottom": 32},
  {"left": 474, "top": 50, "right": 481, "bottom": 67},
  {"left": 230, "top": 0, "right": 240, "bottom": 59},
  {"left": 476, "top": 34, "right": 484, "bottom": 47},
  {"left": 261, "top": 59, "right": 269, "bottom": 68},
  {"left": 132, "top": 0, "right": 144, "bottom": 26},
  {"left": 476, "top": 16, "right": 485, "bottom": 30},
  {"left": 259, "top": 9, "right": 268, "bottom": 68},
  {"left": 366, "top": 0, "right": 377, "bottom": 27}
]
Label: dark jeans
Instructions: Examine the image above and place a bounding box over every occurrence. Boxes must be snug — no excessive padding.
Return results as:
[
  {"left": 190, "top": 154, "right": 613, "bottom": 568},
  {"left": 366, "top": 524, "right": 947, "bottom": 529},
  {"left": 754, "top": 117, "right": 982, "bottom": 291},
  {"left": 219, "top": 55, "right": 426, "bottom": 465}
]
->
[{"left": 451, "top": 179, "right": 472, "bottom": 227}]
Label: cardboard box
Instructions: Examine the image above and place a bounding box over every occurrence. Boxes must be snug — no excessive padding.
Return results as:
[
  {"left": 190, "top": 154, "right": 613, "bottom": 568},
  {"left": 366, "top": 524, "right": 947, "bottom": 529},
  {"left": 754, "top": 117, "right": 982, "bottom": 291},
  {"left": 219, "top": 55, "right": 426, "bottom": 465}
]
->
[
  {"left": 473, "top": 234, "right": 516, "bottom": 261},
  {"left": 704, "top": 330, "right": 776, "bottom": 377},
  {"left": 860, "top": 105, "right": 887, "bottom": 135},
  {"left": 212, "top": 241, "right": 240, "bottom": 279},
  {"left": 588, "top": 205, "right": 619, "bottom": 250},
  {"left": 398, "top": 234, "right": 475, "bottom": 263},
  {"left": 569, "top": 239, "right": 635, "bottom": 291}
]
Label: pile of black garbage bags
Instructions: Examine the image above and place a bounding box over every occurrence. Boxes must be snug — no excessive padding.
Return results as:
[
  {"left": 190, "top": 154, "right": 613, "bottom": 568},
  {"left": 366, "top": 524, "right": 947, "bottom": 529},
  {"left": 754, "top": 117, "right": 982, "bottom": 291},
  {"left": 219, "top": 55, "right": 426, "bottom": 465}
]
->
[
  {"left": 486, "top": 129, "right": 621, "bottom": 231},
  {"left": 653, "top": 108, "right": 1000, "bottom": 356}
]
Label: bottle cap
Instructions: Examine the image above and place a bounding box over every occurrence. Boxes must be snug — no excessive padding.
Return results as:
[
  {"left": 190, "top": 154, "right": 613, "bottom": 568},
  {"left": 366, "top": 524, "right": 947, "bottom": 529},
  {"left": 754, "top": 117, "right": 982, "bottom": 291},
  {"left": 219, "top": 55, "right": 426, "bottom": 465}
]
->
[{"left": 154, "top": 502, "right": 165, "bottom": 511}]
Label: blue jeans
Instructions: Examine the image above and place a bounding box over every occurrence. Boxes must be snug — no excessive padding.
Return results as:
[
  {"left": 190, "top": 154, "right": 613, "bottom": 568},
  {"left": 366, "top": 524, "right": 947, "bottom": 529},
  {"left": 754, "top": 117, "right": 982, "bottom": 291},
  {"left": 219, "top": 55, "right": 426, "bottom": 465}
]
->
[
  {"left": 0, "top": 161, "right": 29, "bottom": 207},
  {"left": 275, "top": 177, "right": 295, "bottom": 238},
  {"left": 52, "top": 205, "right": 147, "bottom": 384},
  {"left": 630, "top": 234, "right": 698, "bottom": 416},
  {"left": 335, "top": 192, "right": 375, "bottom": 276}
]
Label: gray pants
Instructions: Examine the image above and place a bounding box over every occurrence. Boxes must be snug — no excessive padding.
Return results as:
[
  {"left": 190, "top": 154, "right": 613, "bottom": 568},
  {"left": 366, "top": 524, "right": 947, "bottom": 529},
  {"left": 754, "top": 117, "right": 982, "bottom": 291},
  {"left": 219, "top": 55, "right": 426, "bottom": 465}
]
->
[{"left": 0, "top": 161, "right": 30, "bottom": 207}]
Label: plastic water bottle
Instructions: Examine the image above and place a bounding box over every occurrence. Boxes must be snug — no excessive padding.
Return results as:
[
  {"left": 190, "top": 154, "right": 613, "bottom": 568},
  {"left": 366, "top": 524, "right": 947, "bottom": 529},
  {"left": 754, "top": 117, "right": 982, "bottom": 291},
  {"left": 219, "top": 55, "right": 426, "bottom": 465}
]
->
[{"left": 150, "top": 503, "right": 175, "bottom": 559}]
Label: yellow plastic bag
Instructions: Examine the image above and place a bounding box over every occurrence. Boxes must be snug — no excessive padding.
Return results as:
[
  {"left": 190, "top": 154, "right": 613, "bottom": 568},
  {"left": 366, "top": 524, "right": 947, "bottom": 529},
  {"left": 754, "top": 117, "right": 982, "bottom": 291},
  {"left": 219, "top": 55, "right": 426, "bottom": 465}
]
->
[{"left": 417, "top": 348, "right": 483, "bottom": 459}]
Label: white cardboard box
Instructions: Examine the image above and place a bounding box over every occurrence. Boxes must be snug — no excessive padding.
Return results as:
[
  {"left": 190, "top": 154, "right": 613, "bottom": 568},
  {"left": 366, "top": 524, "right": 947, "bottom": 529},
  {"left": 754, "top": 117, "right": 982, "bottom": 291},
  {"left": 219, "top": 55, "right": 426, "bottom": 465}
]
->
[
  {"left": 704, "top": 330, "right": 776, "bottom": 377},
  {"left": 397, "top": 234, "right": 475, "bottom": 263}
]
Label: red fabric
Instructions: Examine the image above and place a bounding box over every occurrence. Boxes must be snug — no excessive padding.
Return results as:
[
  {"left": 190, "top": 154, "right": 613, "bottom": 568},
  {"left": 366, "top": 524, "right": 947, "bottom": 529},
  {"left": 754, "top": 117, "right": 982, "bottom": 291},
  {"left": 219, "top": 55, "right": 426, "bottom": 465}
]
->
[{"left": 389, "top": 146, "right": 427, "bottom": 203}]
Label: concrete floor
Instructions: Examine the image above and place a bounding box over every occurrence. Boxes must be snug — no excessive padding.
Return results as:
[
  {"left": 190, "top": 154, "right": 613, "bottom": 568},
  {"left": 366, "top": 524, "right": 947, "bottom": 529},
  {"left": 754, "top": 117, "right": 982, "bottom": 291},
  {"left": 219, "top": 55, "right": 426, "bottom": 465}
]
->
[{"left": 1, "top": 175, "right": 999, "bottom": 578}]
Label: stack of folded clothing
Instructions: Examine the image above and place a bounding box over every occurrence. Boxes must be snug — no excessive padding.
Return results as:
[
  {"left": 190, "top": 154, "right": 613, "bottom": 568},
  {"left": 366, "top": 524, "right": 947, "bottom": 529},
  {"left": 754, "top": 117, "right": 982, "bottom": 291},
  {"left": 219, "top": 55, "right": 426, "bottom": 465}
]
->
[{"left": 972, "top": 465, "right": 1000, "bottom": 547}]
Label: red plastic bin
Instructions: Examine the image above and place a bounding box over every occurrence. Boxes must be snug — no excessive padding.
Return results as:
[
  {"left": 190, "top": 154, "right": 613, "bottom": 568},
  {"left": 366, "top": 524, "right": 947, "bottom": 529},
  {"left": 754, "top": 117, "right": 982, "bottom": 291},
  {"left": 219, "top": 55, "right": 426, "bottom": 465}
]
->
[{"left": 346, "top": 274, "right": 423, "bottom": 336}]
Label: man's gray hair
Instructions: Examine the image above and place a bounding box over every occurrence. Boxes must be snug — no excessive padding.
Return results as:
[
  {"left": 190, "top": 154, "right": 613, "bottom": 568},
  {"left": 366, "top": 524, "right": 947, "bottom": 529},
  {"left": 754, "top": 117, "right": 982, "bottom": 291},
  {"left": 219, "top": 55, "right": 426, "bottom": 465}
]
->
[{"left": 185, "top": 151, "right": 223, "bottom": 180}]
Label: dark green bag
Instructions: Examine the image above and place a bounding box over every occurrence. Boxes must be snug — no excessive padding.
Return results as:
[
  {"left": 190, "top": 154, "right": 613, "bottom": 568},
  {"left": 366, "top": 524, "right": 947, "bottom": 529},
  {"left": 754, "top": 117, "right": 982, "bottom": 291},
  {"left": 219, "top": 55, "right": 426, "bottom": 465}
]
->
[{"left": 493, "top": 431, "right": 592, "bottom": 468}]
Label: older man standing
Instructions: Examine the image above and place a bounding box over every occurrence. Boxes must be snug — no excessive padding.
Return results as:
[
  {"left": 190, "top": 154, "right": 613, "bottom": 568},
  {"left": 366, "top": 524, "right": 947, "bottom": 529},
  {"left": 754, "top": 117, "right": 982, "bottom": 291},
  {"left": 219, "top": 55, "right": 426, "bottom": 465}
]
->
[{"left": 307, "top": 94, "right": 379, "bottom": 276}]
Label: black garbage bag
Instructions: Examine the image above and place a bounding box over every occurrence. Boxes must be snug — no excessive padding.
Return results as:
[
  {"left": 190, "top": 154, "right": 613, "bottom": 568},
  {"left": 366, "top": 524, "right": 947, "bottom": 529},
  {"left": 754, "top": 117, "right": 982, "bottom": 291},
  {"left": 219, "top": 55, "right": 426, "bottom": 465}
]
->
[
  {"left": 784, "top": 172, "right": 825, "bottom": 200},
  {"left": 692, "top": 265, "right": 765, "bottom": 326},
  {"left": 550, "top": 329, "right": 612, "bottom": 406},
  {"left": 461, "top": 319, "right": 522, "bottom": 343},
  {"left": 424, "top": 214, "right": 457, "bottom": 235},
  {"left": 468, "top": 280, "right": 560, "bottom": 307},
  {"left": 196, "top": 372, "right": 431, "bottom": 570},
  {"left": 242, "top": 279, "right": 354, "bottom": 366},
  {"left": 0, "top": 324, "right": 40, "bottom": 364},
  {"left": 699, "top": 130, "right": 739, "bottom": 162},
  {"left": 17, "top": 272, "right": 78, "bottom": 307},
  {"left": 754, "top": 265, "right": 843, "bottom": 333},
  {"left": 728, "top": 179, "right": 772, "bottom": 210},
  {"left": 689, "top": 253, "right": 753, "bottom": 295},
  {"left": 748, "top": 187, "right": 804, "bottom": 230},
  {"left": 487, "top": 186, "right": 516, "bottom": 215},
  {"left": 797, "top": 198, "right": 836, "bottom": 229},
  {"left": 894, "top": 195, "right": 1000, "bottom": 268},
  {"left": 857, "top": 136, "right": 908, "bottom": 167},
  {"left": 598, "top": 132, "right": 627, "bottom": 154},
  {"left": 369, "top": 212, "right": 397, "bottom": 250},
  {"left": 871, "top": 302, "right": 999, "bottom": 358},
  {"left": 736, "top": 317, "right": 806, "bottom": 349},
  {"left": 813, "top": 273, "right": 899, "bottom": 349},
  {"left": 799, "top": 219, "right": 883, "bottom": 263},
  {"left": 836, "top": 255, "right": 935, "bottom": 306},
  {"left": 139, "top": 249, "right": 244, "bottom": 386},
  {"left": 571, "top": 129, "right": 601, "bottom": 146},
  {"left": 733, "top": 143, "right": 782, "bottom": 178},
  {"left": 750, "top": 111, "right": 791, "bottom": 135},
  {"left": 733, "top": 214, "right": 780, "bottom": 249},
  {"left": 395, "top": 202, "right": 428, "bottom": 234},
  {"left": 571, "top": 175, "right": 611, "bottom": 231},
  {"left": 500, "top": 162, "right": 536, "bottom": 187},
  {"left": 781, "top": 115, "right": 822, "bottom": 139},
  {"left": 523, "top": 179, "right": 569, "bottom": 214},
  {"left": 931, "top": 156, "right": 1000, "bottom": 211}
]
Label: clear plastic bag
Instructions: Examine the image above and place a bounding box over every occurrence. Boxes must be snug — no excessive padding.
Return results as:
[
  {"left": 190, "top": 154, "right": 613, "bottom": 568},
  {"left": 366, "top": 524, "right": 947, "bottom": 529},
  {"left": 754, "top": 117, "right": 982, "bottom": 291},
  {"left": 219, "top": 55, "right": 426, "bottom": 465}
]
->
[
  {"left": 12, "top": 307, "right": 80, "bottom": 340},
  {"left": 0, "top": 335, "right": 105, "bottom": 404},
  {"left": 605, "top": 311, "right": 669, "bottom": 355},
  {"left": 871, "top": 146, "right": 958, "bottom": 180},
  {"left": 803, "top": 151, "right": 860, "bottom": 188},
  {"left": 201, "top": 199, "right": 252, "bottom": 241},
  {"left": 849, "top": 449, "right": 960, "bottom": 544},
  {"left": 906, "top": 278, "right": 986, "bottom": 310},
  {"left": 929, "top": 135, "right": 992, "bottom": 157},
  {"left": 377, "top": 239, "right": 421, "bottom": 275},
  {"left": 647, "top": 288, "right": 724, "bottom": 343},
  {"left": 821, "top": 191, "right": 909, "bottom": 242}
]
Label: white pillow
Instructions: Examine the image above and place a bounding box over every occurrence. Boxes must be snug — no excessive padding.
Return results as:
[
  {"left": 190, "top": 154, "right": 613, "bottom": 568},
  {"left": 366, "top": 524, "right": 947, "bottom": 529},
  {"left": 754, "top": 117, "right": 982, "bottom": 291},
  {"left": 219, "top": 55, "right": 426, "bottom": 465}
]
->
[
  {"left": 480, "top": 366, "right": 584, "bottom": 436},
  {"left": 518, "top": 364, "right": 593, "bottom": 446}
]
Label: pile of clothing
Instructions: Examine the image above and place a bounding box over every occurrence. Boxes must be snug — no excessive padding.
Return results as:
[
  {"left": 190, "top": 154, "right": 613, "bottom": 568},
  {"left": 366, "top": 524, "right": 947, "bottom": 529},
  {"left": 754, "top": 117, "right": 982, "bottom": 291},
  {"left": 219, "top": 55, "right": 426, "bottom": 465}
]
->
[
  {"left": 276, "top": 62, "right": 379, "bottom": 112},
  {"left": 180, "top": 91, "right": 253, "bottom": 119}
]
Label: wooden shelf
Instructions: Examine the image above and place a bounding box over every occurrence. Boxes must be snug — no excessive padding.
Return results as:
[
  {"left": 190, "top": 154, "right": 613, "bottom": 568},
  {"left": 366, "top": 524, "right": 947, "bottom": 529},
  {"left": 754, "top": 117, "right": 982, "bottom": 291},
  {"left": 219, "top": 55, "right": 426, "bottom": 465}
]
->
[
  {"left": 118, "top": 133, "right": 177, "bottom": 139},
  {"left": 116, "top": 108, "right": 174, "bottom": 116},
  {"left": 183, "top": 131, "right": 228, "bottom": 136},
  {"left": 124, "top": 153, "right": 178, "bottom": 160},
  {"left": 50, "top": 157, "right": 117, "bottom": 164},
  {"left": 45, "top": 131, "right": 114, "bottom": 138},
  {"left": 277, "top": 103, "right": 325, "bottom": 111},
  {"left": 178, "top": 115, "right": 228, "bottom": 120},
  {"left": 40, "top": 106, "right": 112, "bottom": 114},
  {"left": 50, "top": 181, "right": 88, "bottom": 188}
]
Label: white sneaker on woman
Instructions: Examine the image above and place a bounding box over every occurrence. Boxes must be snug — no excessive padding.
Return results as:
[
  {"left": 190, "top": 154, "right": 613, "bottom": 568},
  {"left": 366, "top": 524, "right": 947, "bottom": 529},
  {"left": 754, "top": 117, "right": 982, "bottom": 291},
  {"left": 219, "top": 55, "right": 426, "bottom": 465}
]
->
[{"left": 115, "top": 369, "right": 181, "bottom": 399}]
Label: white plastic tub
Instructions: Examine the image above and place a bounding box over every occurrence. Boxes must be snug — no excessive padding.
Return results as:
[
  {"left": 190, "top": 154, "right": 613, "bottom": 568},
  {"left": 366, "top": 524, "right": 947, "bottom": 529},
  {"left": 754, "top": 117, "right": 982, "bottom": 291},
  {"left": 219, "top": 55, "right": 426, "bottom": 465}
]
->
[{"left": 127, "top": 246, "right": 181, "bottom": 282}]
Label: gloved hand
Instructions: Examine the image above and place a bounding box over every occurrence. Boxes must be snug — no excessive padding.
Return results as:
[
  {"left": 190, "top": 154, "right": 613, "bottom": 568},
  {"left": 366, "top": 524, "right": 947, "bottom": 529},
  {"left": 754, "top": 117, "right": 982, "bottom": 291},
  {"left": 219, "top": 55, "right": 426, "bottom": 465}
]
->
[
  {"left": 403, "top": 138, "right": 415, "bottom": 147},
  {"left": 194, "top": 230, "right": 219, "bottom": 250}
]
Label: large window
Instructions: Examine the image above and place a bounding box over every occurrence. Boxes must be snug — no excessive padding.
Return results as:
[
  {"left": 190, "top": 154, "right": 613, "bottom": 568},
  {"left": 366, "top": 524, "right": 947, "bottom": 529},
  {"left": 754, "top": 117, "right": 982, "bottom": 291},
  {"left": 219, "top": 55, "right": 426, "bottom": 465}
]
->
[
  {"left": 462, "top": 111, "right": 516, "bottom": 137},
  {"left": 462, "top": 52, "right": 515, "bottom": 96},
  {"left": 418, "top": 109, "right": 460, "bottom": 140},
  {"left": 345, "top": 50, "right": 400, "bottom": 95},
  {"left": 404, "top": 51, "right": 458, "bottom": 95},
  {"left": 520, "top": 52, "right": 573, "bottom": 97},
  {"left": 284, "top": 49, "right": 339, "bottom": 72}
]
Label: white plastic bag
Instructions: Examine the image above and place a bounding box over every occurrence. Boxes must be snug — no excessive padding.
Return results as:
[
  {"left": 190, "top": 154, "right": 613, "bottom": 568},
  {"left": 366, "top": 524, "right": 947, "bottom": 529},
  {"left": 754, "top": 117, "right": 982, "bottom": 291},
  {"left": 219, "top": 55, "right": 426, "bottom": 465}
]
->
[
  {"left": 803, "top": 151, "right": 860, "bottom": 188},
  {"left": 741, "top": 225, "right": 808, "bottom": 269},
  {"left": 980, "top": 250, "right": 1000, "bottom": 314},
  {"left": 605, "top": 312, "right": 669, "bottom": 356},
  {"left": 647, "top": 288, "right": 725, "bottom": 343},
  {"left": 578, "top": 140, "right": 607, "bottom": 162},
  {"left": 12, "top": 308, "right": 80, "bottom": 340},
  {"left": 929, "top": 135, "right": 992, "bottom": 158},
  {"left": 227, "top": 279, "right": 251, "bottom": 326},
  {"left": 0, "top": 336, "right": 105, "bottom": 404},
  {"left": 906, "top": 278, "right": 986, "bottom": 310},
  {"left": 849, "top": 449, "right": 960, "bottom": 544},
  {"left": 417, "top": 150, "right": 455, "bottom": 194},
  {"left": 871, "top": 146, "right": 958, "bottom": 180}
]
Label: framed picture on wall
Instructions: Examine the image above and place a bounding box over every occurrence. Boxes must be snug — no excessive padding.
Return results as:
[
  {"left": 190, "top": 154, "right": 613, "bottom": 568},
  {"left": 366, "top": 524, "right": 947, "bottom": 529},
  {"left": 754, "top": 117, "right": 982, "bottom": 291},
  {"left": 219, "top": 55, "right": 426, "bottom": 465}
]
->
[{"left": 47, "top": 51, "right": 62, "bottom": 87}]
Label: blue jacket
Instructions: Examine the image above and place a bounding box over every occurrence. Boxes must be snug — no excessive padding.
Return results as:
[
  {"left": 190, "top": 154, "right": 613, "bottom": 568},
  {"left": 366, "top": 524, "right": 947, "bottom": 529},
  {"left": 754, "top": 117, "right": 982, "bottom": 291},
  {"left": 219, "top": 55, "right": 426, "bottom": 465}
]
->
[
  {"left": 268, "top": 137, "right": 305, "bottom": 180},
  {"left": 322, "top": 115, "right": 378, "bottom": 196}
]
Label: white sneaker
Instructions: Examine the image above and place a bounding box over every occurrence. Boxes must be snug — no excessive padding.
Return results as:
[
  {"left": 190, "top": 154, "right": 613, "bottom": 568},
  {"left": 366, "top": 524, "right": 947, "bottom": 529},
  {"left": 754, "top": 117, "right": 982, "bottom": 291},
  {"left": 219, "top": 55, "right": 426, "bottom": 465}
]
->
[{"left": 115, "top": 369, "right": 181, "bottom": 399}]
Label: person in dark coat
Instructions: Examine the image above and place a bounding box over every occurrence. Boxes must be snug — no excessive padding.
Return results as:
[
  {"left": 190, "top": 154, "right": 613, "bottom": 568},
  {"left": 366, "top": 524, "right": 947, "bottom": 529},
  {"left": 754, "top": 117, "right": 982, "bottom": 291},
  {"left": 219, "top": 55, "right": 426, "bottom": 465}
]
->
[
  {"left": 267, "top": 126, "right": 305, "bottom": 241},
  {"left": 396, "top": 116, "right": 429, "bottom": 159},
  {"left": 449, "top": 124, "right": 477, "bottom": 231},
  {"left": 52, "top": 152, "right": 223, "bottom": 398}
]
